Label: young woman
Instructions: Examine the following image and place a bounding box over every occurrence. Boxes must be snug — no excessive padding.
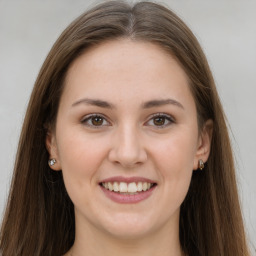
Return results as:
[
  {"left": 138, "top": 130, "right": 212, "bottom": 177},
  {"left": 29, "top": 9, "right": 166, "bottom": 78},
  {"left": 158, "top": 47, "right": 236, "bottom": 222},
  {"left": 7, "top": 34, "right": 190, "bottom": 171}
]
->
[{"left": 0, "top": 1, "right": 250, "bottom": 255}]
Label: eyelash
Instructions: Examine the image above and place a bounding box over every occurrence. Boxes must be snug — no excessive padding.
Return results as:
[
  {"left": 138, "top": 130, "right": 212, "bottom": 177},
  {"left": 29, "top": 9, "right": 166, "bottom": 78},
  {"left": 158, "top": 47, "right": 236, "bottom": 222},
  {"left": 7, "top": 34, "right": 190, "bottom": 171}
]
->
[
  {"left": 81, "top": 113, "right": 175, "bottom": 129},
  {"left": 81, "top": 113, "right": 110, "bottom": 128},
  {"left": 145, "top": 113, "right": 175, "bottom": 128}
]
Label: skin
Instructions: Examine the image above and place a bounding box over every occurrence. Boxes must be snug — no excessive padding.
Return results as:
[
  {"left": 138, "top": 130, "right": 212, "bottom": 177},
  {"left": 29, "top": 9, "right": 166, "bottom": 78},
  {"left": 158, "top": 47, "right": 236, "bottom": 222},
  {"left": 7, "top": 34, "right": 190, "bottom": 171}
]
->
[{"left": 47, "top": 39, "right": 212, "bottom": 256}]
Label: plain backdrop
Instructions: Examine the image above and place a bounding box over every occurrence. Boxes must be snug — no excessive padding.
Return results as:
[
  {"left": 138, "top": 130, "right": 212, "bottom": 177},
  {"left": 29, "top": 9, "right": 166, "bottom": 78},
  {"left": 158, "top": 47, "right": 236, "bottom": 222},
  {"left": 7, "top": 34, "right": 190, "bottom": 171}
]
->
[{"left": 0, "top": 0, "right": 255, "bottom": 252}]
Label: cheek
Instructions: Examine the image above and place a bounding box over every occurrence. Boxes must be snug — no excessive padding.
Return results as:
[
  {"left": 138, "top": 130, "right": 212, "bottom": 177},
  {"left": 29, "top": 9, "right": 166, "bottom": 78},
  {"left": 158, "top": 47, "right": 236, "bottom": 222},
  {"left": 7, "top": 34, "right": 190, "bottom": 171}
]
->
[
  {"left": 153, "top": 130, "right": 197, "bottom": 172},
  {"left": 150, "top": 130, "right": 197, "bottom": 197},
  {"left": 56, "top": 129, "right": 108, "bottom": 190}
]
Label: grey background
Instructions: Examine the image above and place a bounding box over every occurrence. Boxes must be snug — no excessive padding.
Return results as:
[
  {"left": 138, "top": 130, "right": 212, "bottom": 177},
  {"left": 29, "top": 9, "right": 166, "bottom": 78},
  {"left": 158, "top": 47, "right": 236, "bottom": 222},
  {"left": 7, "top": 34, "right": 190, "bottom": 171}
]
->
[{"left": 0, "top": 0, "right": 255, "bottom": 252}]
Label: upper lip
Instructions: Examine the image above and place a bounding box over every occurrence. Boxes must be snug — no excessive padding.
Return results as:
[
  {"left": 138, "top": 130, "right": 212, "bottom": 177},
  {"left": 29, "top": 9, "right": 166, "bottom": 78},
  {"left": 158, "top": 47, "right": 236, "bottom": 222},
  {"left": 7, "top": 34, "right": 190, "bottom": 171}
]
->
[{"left": 99, "top": 176, "right": 157, "bottom": 184}]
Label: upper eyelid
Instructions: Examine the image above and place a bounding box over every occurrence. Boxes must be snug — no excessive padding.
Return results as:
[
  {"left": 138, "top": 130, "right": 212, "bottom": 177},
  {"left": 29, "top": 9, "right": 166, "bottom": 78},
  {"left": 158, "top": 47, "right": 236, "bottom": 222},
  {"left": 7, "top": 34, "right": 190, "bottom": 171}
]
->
[
  {"left": 80, "top": 112, "right": 175, "bottom": 125},
  {"left": 144, "top": 113, "right": 175, "bottom": 127},
  {"left": 81, "top": 113, "right": 108, "bottom": 120},
  {"left": 147, "top": 113, "right": 175, "bottom": 121},
  {"left": 81, "top": 113, "right": 111, "bottom": 125}
]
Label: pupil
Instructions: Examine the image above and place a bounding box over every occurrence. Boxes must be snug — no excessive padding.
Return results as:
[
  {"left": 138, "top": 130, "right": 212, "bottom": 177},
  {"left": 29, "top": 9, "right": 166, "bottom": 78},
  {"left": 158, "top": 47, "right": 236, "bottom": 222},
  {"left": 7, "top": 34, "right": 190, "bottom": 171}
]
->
[
  {"left": 92, "top": 116, "right": 103, "bottom": 125},
  {"left": 154, "top": 117, "right": 165, "bottom": 126}
]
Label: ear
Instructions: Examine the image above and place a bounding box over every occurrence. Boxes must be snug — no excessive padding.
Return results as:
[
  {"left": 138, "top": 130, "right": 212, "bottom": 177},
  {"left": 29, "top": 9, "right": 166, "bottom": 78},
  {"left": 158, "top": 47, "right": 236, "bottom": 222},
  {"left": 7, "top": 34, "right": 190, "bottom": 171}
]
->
[
  {"left": 45, "top": 131, "right": 62, "bottom": 171},
  {"left": 193, "top": 119, "right": 213, "bottom": 170}
]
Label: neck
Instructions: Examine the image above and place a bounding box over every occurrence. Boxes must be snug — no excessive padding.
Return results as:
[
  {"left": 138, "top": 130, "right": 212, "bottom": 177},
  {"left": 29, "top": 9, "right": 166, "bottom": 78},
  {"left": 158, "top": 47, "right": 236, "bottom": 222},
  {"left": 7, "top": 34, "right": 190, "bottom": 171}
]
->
[{"left": 69, "top": 213, "right": 184, "bottom": 256}]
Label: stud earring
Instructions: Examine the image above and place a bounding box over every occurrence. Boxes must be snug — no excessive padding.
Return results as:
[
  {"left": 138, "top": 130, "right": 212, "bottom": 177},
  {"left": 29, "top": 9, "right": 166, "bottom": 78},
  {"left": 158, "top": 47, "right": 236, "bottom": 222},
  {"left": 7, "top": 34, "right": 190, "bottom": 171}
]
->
[
  {"left": 48, "top": 158, "right": 57, "bottom": 166},
  {"left": 198, "top": 159, "right": 204, "bottom": 170}
]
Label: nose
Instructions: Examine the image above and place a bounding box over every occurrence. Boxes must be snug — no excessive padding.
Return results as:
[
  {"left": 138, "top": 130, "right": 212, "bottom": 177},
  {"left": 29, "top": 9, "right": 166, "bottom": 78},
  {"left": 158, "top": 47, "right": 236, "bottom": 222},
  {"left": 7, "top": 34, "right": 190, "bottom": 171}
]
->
[{"left": 108, "top": 124, "right": 147, "bottom": 168}]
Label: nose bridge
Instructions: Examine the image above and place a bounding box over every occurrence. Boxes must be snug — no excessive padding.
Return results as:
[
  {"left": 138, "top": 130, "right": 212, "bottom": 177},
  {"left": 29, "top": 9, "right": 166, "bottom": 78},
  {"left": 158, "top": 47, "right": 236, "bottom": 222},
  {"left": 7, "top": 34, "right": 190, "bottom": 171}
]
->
[{"left": 109, "top": 121, "right": 147, "bottom": 167}]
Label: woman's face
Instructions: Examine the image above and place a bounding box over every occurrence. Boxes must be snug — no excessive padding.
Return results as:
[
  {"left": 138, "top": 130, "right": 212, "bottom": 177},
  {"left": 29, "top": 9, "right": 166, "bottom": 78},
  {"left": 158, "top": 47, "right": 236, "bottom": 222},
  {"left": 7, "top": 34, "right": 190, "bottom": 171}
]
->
[{"left": 47, "top": 39, "right": 211, "bottom": 239}]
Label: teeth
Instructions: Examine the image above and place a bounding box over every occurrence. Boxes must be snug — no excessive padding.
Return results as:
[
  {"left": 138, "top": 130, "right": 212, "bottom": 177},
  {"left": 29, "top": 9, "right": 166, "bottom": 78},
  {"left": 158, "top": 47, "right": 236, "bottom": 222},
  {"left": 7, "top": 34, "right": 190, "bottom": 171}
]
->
[
  {"left": 108, "top": 182, "right": 113, "bottom": 191},
  {"left": 101, "top": 181, "right": 154, "bottom": 193},
  {"left": 127, "top": 182, "right": 137, "bottom": 193},
  {"left": 119, "top": 182, "right": 128, "bottom": 192},
  {"left": 113, "top": 182, "right": 119, "bottom": 192},
  {"left": 142, "top": 182, "right": 148, "bottom": 191},
  {"left": 137, "top": 182, "right": 142, "bottom": 192}
]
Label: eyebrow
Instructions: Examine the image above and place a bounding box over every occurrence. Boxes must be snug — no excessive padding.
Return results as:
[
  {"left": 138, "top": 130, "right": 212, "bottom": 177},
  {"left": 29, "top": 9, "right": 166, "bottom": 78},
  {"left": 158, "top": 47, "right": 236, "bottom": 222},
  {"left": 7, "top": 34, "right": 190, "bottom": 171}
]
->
[
  {"left": 72, "top": 98, "right": 184, "bottom": 110},
  {"left": 142, "top": 99, "right": 184, "bottom": 109},
  {"left": 72, "top": 98, "right": 115, "bottom": 109}
]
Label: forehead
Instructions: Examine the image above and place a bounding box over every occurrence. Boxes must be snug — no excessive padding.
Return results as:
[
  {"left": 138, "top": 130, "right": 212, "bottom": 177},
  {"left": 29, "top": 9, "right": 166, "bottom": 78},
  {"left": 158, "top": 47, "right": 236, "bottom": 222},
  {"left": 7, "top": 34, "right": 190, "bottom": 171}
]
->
[
  {"left": 67, "top": 39, "right": 187, "bottom": 79},
  {"left": 62, "top": 39, "right": 193, "bottom": 108}
]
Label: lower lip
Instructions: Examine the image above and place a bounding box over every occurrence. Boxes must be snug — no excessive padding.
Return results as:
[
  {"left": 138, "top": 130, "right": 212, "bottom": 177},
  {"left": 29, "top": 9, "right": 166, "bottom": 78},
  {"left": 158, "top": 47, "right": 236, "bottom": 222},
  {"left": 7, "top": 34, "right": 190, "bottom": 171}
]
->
[{"left": 100, "top": 185, "right": 156, "bottom": 204}]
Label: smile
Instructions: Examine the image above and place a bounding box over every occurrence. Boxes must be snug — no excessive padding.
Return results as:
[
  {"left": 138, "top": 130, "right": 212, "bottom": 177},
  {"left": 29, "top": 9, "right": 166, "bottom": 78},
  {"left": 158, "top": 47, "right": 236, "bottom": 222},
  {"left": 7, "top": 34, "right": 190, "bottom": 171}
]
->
[
  {"left": 99, "top": 177, "right": 157, "bottom": 204},
  {"left": 100, "top": 181, "right": 155, "bottom": 194}
]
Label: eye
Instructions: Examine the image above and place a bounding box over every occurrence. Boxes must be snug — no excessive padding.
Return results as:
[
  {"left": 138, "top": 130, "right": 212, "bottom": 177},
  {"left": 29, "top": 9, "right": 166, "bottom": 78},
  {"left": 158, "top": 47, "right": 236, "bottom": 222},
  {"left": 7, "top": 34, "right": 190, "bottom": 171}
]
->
[
  {"left": 81, "top": 114, "right": 110, "bottom": 128},
  {"left": 146, "top": 113, "right": 174, "bottom": 128}
]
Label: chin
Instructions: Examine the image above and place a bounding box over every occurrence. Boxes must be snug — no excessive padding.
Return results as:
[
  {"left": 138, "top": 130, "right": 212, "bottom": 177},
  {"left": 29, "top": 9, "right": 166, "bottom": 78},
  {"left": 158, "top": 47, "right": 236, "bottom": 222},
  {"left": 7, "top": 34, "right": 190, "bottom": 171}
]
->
[
  {"left": 97, "top": 212, "right": 160, "bottom": 239},
  {"left": 105, "top": 224, "right": 154, "bottom": 240}
]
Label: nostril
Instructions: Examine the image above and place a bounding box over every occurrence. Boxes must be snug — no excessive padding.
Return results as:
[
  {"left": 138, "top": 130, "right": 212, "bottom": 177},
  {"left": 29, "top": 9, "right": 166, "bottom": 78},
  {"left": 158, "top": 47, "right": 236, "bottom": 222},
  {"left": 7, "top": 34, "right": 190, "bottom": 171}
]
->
[{"left": 107, "top": 138, "right": 148, "bottom": 167}]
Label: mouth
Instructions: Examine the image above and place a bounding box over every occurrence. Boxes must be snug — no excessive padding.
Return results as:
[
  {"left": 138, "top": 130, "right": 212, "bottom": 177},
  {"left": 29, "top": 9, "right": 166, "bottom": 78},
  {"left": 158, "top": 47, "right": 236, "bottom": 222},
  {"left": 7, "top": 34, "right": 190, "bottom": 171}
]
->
[
  {"left": 100, "top": 181, "right": 157, "bottom": 194},
  {"left": 99, "top": 177, "right": 157, "bottom": 204}
]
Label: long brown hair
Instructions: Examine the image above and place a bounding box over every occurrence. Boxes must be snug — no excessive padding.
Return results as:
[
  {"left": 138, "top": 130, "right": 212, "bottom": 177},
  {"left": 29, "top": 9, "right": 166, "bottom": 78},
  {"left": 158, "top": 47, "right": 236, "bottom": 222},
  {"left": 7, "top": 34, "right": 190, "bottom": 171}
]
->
[{"left": 0, "top": 1, "right": 250, "bottom": 255}]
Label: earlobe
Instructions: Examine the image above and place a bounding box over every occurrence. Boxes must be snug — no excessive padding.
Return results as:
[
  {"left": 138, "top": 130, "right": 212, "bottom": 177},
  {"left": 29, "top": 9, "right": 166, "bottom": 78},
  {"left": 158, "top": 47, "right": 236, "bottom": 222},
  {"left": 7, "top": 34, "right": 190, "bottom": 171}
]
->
[
  {"left": 45, "top": 131, "right": 62, "bottom": 171},
  {"left": 193, "top": 119, "right": 213, "bottom": 170}
]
